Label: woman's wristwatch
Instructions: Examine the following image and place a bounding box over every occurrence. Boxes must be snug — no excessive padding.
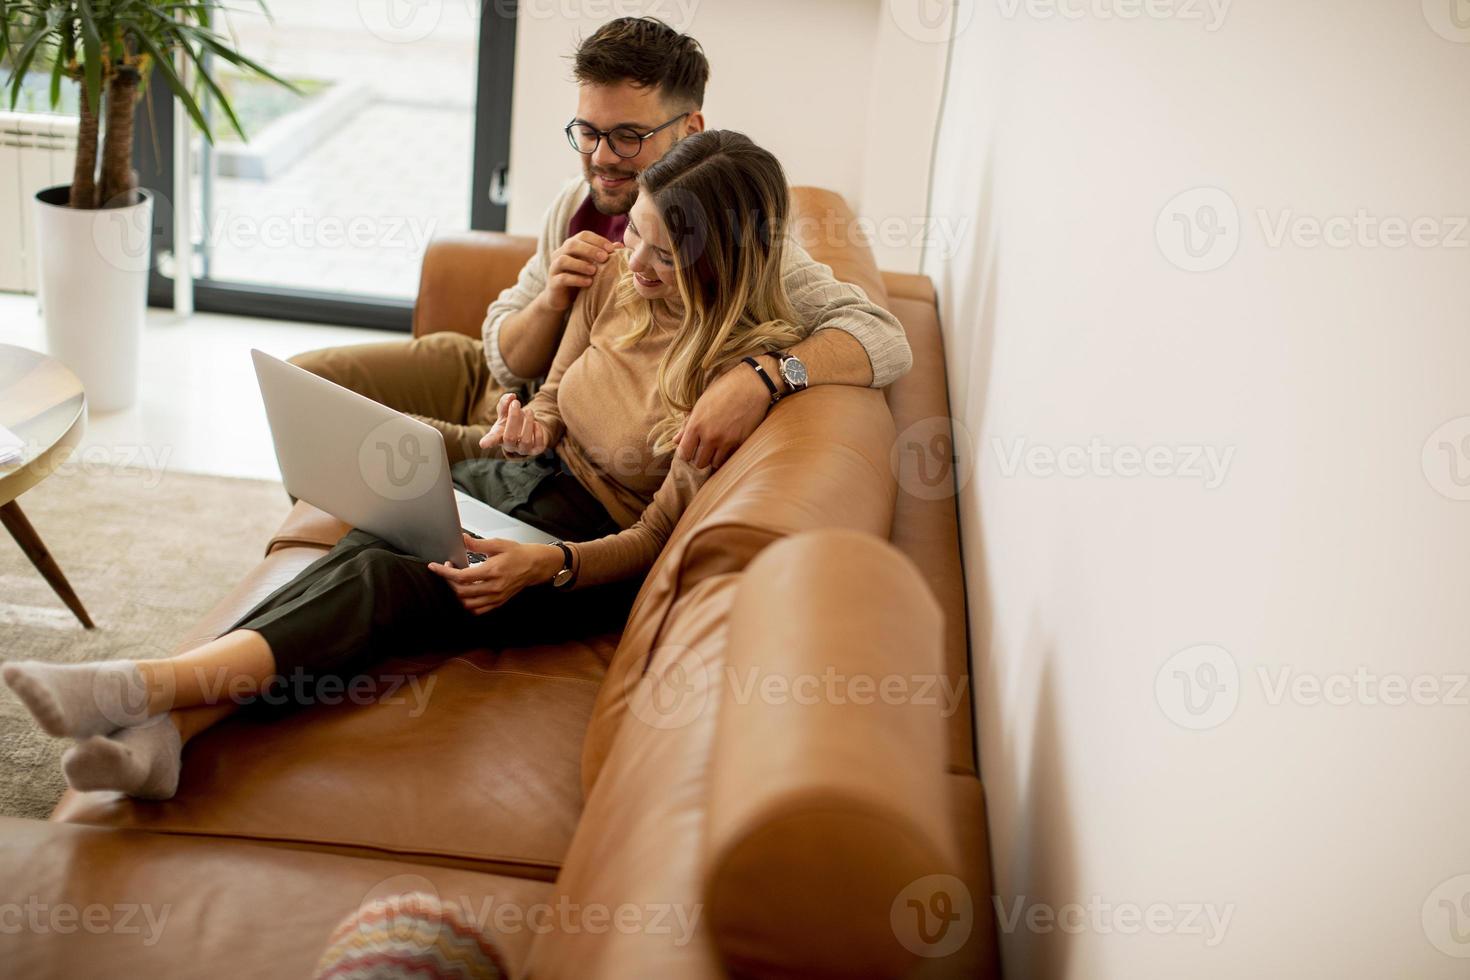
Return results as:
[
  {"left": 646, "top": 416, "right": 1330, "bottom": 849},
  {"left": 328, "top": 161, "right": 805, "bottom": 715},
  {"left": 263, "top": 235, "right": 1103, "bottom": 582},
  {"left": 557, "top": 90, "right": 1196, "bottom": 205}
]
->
[{"left": 551, "top": 542, "right": 575, "bottom": 588}]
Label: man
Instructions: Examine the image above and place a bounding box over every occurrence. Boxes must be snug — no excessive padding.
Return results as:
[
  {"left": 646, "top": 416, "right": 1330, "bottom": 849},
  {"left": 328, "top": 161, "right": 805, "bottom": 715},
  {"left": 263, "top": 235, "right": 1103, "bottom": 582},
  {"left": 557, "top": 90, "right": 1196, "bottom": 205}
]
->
[{"left": 293, "top": 16, "right": 911, "bottom": 469}]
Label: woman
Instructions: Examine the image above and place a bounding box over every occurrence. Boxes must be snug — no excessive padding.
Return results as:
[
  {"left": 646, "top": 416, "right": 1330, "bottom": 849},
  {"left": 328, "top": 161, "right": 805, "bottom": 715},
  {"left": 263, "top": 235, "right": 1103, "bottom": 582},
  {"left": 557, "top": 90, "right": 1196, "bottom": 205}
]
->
[{"left": 2, "top": 131, "right": 804, "bottom": 799}]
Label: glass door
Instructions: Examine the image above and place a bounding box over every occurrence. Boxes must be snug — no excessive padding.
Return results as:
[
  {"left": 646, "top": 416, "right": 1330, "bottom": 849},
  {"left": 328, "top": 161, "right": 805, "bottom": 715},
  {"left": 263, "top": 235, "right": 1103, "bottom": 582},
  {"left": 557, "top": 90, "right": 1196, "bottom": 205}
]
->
[{"left": 138, "top": 0, "right": 516, "bottom": 329}]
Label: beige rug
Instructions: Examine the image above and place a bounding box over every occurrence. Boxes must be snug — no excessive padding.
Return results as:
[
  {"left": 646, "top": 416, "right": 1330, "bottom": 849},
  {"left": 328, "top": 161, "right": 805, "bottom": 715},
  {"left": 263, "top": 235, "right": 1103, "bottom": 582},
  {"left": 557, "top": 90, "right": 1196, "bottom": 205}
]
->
[{"left": 0, "top": 466, "right": 290, "bottom": 818}]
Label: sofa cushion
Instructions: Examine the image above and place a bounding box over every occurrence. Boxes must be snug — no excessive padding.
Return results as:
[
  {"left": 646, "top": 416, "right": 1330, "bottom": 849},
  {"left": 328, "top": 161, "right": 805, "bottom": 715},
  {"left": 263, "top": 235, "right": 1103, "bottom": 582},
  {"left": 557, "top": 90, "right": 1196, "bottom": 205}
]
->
[
  {"left": 0, "top": 816, "right": 551, "bottom": 978},
  {"left": 52, "top": 646, "right": 614, "bottom": 878},
  {"left": 883, "top": 285, "right": 978, "bottom": 775}
]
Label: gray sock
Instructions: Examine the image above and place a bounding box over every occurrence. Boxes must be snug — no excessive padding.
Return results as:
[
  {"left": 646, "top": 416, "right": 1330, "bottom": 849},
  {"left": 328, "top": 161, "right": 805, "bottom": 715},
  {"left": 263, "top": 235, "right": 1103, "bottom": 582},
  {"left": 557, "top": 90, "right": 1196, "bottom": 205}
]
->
[
  {"left": 62, "top": 717, "right": 183, "bottom": 800},
  {"left": 1, "top": 660, "right": 151, "bottom": 738}
]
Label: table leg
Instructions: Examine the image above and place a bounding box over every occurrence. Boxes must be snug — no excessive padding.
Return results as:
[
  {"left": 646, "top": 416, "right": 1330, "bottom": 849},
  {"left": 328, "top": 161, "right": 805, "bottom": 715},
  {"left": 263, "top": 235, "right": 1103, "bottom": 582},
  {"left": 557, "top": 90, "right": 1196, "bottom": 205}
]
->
[{"left": 0, "top": 499, "right": 95, "bottom": 629}]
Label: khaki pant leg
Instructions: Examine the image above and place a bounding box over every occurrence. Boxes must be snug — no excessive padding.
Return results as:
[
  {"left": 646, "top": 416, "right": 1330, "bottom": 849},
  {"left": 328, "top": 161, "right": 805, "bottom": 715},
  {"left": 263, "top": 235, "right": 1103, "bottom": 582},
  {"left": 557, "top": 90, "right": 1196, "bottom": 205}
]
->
[{"left": 289, "top": 333, "right": 520, "bottom": 464}]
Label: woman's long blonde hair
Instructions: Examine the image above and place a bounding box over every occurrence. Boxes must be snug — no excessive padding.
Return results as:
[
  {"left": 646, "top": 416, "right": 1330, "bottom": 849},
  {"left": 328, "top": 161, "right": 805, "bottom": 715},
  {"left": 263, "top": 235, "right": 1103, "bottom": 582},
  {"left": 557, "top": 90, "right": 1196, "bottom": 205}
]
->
[{"left": 615, "top": 130, "right": 804, "bottom": 455}]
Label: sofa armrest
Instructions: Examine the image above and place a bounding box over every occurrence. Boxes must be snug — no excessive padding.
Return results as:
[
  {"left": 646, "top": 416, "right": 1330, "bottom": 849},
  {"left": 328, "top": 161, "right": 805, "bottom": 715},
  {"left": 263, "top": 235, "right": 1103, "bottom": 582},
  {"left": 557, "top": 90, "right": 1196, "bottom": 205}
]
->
[
  {"left": 703, "top": 529, "right": 958, "bottom": 978},
  {"left": 411, "top": 231, "right": 537, "bottom": 339},
  {"left": 266, "top": 500, "right": 351, "bottom": 555}
]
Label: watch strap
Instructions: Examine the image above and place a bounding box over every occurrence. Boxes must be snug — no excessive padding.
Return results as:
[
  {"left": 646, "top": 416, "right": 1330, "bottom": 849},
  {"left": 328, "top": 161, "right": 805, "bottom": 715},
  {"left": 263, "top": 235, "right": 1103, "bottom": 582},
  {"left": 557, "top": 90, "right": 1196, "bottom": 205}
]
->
[{"left": 552, "top": 541, "right": 576, "bottom": 588}]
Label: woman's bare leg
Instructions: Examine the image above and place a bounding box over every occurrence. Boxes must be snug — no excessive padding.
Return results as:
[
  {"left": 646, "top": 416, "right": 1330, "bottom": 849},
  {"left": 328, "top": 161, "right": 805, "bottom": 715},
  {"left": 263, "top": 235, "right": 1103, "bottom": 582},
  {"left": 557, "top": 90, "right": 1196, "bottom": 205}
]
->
[
  {"left": 135, "top": 630, "right": 277, "bottom": 715},
  {"left": 169, "top": 701, "right": 242, "bottom": 745}
]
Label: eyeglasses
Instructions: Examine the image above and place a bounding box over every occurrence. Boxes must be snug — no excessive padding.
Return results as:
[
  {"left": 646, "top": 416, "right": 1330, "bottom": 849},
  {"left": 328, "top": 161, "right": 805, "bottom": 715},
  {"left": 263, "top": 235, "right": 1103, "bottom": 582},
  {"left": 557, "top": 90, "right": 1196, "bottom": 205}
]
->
[{"left": 564, "top": 113, "right": 691, "bottom": 159}]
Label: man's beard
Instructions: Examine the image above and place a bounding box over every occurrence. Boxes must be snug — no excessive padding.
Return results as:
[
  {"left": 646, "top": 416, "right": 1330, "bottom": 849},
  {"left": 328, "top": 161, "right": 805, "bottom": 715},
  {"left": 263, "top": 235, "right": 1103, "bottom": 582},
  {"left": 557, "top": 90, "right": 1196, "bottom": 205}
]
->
[{"left": 584, "top": 161, "right": 639, "bottom": 215}]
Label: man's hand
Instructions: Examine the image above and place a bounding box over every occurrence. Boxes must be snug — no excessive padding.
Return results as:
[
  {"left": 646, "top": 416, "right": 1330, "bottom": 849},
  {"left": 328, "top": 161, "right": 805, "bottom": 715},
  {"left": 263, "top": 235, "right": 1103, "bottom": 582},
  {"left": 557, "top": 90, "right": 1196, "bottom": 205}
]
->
[
  {"left": 675, "top": 357, "right": 774, "bottom": 469},
  {"left": 428, "top": 536, "right": 563, "bottom": 614},
  {"left": 480, "top": 393, "right": 549, "bottom": 456},
  {"left": 544, "top": 231, "right": 623, "bottom": 312}
]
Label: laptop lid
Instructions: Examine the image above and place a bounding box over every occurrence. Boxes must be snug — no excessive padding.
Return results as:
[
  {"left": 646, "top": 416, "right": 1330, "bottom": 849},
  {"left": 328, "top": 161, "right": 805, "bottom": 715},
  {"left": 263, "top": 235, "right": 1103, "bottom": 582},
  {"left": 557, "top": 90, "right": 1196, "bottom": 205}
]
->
[{"left": 251, "top": 349, "right": 467, "bottom": 566}]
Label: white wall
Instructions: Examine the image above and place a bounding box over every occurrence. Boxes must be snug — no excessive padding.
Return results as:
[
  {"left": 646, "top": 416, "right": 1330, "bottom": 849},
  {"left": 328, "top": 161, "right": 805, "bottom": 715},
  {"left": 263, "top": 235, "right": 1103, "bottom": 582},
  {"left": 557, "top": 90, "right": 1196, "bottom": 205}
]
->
[
  {"left": 506, "top": 0, "right": 947, "bottom": 273},
  {"left": 927, "top": 1, "right": 1470, "bottom": 976}
]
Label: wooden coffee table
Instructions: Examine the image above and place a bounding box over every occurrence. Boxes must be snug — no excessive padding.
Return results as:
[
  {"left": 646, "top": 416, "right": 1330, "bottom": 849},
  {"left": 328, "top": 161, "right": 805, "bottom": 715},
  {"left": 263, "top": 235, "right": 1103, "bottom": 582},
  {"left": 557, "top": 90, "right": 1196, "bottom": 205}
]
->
[{"left": 0, "top": 343, "right": 93, "bottom": 628}]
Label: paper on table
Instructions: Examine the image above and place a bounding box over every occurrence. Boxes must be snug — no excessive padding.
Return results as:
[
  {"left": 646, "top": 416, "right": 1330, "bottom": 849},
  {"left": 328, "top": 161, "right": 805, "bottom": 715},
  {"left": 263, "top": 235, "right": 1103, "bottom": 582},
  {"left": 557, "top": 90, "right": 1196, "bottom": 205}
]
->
[{"left": 0, "top": 423, "right": 23, "bottom": 465}]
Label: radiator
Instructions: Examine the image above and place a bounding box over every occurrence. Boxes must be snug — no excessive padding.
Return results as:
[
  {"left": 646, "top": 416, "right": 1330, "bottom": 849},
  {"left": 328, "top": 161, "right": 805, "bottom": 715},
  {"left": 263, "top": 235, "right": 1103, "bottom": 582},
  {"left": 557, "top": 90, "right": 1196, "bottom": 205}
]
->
[{"left": 0, "top": 111, "right": 78, "bottom": 294}]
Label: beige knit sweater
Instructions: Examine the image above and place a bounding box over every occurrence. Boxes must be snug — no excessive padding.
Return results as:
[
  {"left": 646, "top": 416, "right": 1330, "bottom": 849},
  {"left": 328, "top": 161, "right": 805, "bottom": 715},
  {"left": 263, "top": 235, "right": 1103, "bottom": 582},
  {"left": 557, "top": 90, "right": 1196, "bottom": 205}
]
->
[{"left": 481, "top": 176, "right": 913, "bottom": 390}]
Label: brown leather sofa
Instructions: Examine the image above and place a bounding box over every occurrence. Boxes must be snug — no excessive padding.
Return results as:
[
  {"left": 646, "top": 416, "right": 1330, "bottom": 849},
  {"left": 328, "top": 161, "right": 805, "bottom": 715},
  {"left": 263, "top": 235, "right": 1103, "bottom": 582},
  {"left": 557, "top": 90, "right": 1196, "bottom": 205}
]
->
[{"left": 0, "top": 189, "right": 998, "bottom": 978}]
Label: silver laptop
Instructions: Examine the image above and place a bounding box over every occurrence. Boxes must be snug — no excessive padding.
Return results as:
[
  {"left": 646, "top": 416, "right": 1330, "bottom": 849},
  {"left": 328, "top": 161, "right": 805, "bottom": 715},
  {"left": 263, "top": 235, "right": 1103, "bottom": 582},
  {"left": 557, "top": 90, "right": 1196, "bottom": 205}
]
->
[{"left": 251, "top": 349, "right": 557, "bottom": 568}]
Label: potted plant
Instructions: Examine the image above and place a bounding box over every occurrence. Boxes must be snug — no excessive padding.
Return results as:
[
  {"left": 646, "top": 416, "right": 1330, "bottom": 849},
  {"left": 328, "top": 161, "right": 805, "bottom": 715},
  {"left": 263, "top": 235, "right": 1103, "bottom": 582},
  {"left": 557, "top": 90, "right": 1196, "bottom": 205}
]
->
[{"left": 1, "top": 0, "right": 292, "bottom": 410}]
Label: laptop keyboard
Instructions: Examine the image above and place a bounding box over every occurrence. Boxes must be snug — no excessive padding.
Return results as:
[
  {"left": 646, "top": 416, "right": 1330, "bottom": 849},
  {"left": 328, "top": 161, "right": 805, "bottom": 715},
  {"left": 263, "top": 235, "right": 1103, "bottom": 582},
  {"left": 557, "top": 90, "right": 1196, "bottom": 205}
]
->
[{"left": 461, "top": 528, "right": 488, "bottom": 564}]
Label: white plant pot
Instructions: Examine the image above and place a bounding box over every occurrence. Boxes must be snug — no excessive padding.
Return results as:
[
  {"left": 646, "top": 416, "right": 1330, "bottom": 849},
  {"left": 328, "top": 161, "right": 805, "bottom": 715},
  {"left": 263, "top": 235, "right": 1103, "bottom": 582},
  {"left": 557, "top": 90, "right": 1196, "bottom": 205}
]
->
[{"left": 33, "top": 185, "right": 154, "bottom": 412}]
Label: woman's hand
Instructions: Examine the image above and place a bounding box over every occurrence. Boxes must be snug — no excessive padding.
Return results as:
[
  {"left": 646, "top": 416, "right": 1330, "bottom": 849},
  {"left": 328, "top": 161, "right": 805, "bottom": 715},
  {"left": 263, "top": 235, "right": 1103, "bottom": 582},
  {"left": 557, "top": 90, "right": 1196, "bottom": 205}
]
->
[
  {"left": 675, "top": 355, "right": 774, "bottom": 469},
  {"left": 479, "top": 393, "right": 550, "bottom": 455},
  {"left": 427, "top": 536, "right": 564, "bottom": 614}
]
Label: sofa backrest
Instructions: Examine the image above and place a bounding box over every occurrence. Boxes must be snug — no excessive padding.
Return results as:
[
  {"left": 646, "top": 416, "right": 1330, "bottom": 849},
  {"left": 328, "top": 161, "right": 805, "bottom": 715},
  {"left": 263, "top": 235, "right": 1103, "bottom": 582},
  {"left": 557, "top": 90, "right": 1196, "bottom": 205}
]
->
[
  {"left": 412, "top": 231, "right": 536, "bottom": 339},
  {"left": 788, "top": 185, "right": 891, "bottom": 311}
]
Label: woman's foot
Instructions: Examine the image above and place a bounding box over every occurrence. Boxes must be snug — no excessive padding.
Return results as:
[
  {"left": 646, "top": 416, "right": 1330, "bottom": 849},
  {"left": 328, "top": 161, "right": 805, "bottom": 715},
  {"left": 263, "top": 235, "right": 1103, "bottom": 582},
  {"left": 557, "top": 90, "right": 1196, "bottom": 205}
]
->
[
  {"left": 1, "top": 659, "right": 151, "bottom": 738},
  {"left": 61, "top": 717, "right": 183, "bottom": 800}
]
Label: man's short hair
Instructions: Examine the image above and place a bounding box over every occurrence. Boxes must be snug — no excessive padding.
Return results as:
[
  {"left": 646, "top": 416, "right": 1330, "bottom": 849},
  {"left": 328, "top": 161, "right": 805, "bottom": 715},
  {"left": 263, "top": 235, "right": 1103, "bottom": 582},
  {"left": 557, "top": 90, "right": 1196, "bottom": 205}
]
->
[{"left": 572, "top": 17, "right": 709, "bottom": 110}]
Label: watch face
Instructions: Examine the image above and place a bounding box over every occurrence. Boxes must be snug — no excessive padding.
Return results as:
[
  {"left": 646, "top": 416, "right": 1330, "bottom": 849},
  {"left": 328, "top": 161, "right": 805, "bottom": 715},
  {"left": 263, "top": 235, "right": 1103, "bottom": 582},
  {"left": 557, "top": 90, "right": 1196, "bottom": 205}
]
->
[{"left": 782, "top": 357, "right": 809, "bottom": 388}]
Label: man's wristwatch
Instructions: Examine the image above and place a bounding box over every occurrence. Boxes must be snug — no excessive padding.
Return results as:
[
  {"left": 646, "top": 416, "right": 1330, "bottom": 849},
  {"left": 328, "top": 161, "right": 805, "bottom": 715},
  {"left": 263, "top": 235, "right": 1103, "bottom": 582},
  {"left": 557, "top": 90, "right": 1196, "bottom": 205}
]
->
[
  {"left": 773, "top": 351, "right": 809, "bottom": 394},
  {"left": 551, "top": 542, "right": 575, "bottom": 589}
]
